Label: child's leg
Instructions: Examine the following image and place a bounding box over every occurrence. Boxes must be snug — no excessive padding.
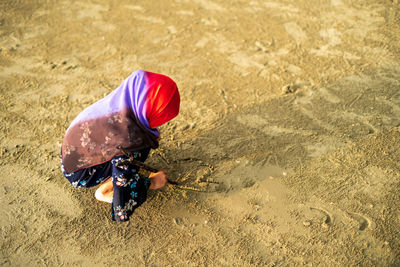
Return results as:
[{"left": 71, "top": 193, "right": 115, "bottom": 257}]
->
[{"left": 95, "top": 177, "right": 113, "bottom": 203}]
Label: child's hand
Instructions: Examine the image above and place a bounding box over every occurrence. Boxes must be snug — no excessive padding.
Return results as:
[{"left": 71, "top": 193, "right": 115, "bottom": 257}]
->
[{"left": 148, "top": 170, "right": 168, "bottom": 190}]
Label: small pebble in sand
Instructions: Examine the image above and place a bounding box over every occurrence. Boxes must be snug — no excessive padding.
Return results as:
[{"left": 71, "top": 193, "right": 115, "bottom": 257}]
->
[
  {"left": 303, "top": 221, "right": 311, "bottom": 227},
  {"left": 321, "top": 223, "right": 329, "bottom": 228},
  {"left": 2, "top": 186, "right": 8, "bottom": 194},
  {"left": 282, "top": 85, "right": 296, "bottom": 94}
]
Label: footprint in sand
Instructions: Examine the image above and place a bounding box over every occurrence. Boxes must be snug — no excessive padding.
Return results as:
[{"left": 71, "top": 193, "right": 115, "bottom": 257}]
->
[
  {"left": 347, "top": 212, "right": 375, "bottom": 231},
  {"left": 309, "top": 207, "right": 333, "bottom": 227},
  {"left": 307, "top": 205, "right": 376, "bottom": 231}
]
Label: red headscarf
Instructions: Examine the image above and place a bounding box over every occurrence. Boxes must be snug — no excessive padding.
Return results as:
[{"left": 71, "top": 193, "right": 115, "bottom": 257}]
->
[{"left": 144, "top": 71, "right": 180, "bottom": 128}]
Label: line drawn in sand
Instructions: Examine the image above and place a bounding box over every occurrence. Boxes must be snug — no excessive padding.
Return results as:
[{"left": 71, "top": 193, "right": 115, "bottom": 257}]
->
[
  {"left": 159, "top": 155, "right": 218, "bottom": 193},
  {"left": 265, "top": 154, "right": 280, "bottom": 167}
]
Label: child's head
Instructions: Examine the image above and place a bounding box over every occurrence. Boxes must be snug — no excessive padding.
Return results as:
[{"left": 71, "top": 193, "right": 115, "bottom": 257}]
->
[{"left": 138, "top": 71, "right": 180, "bottom": 130}]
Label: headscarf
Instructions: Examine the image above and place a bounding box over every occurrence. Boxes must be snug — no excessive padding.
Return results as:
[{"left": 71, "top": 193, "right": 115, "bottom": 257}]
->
[{"left": 61, "top": 70, "right": 180, "bottom": 174}]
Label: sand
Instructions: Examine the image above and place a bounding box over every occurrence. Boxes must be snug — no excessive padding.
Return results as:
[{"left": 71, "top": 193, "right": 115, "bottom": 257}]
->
[{"left": 1, "top": 0, "right": 400, "bottom": 265}]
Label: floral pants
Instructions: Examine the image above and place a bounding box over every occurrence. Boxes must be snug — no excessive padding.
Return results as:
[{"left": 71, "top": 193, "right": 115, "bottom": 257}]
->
[{"left": 61, "top": 149, "right": 151, "bottom": 222}]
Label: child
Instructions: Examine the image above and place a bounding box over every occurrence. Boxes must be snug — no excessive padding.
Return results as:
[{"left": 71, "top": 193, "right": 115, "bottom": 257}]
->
[{"left": 61, "top": 70, "right": 180, "bottom": 222}]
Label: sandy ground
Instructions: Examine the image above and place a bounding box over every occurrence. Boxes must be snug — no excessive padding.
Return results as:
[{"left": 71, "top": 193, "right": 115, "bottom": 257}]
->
[{"left": 1, "top": 0, "right": 400, "bottom": 265}]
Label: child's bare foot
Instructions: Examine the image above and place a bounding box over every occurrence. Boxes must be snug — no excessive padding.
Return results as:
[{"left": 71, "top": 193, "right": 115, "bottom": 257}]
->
[{"left": 95, "top": 177, "right": 113, "bottom": 203}]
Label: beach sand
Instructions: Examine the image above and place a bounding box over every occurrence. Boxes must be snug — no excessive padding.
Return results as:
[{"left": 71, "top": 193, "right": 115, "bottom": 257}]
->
[{"left": 1, "top": 0, "right": 399, "bottom": 265}]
